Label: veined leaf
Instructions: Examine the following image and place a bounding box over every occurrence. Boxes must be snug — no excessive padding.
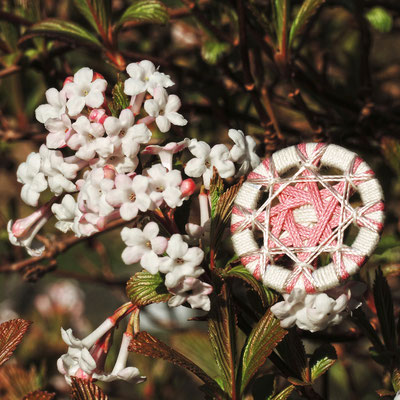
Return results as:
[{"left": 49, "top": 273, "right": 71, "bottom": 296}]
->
[
  {"left": 289, "top": 0, "right": 325, "bottom": 47},
  {"left": 269, "top": 385, "right": 295, "bottom": 400},
  {"left": 22, "top": 19, "right": 102, "bottom": 47},
  {"left": 310, "top": 344, "right": 337, "bottom": 381},
  {"left": 239, "top": 310, "right": 287, "bottom": 394},
  {"left": 71, "top": 378, "right": 108, "bottom": 400},
  {"left": 129, "top": 331, "right": 223, "bottom": 396},
  {"left": 209, "top": 169, "right": 224, "bottom": 218},
  {"left": 224, "top": 265, "right": 279, "bottom": 308},
  {"left": 201, "top": 40, "right": 230, "bottom": 65},
  {"left": 208, "top": 285, "right": 237, "bottom": 395},
  {"left": 365, "top": 7, "right": 392, "bottom": 33},
  {"left": 0, "top": 318, "right": 31, "bottom": 366},
  {"left": 109, "top": 80, "right": 130, "bottom": 117},
  {"left": 374, "top": 268, "right": 396, "bottom": 351},
  {"left": 273, "top": 0, "right": 289, "bottom": 51},
  {"left": 73, "top": 0, "right": 111, "bottom": 36},
  {"left": 392, "top": 368, "right": 400, "bottom": 392},
  {"left": 118, "top": 0, "right": 169, "bottom": 26},
  {"left": 126, "top": 271, "right": 171, "bottom": 307},
  {"left": 23, "top": 391, "right": 56, "bottom": 400}
]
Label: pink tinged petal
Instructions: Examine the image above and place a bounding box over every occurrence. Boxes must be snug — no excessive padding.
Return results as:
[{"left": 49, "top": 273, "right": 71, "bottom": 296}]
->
[
  {"left": 184, "top": 158, "right": 206, "bottom": 178},
  {"left": 155, "top": 115, "right": 171, "bottom": 133},
  {"left": 144, "top": 99, "right": 160, "bottom": 117},
  {"left": 167, "top": 234, "right": 188, "bottom": 259},
  {"left": 122, "top": 245, "right": 145, "bottom": 265},
  {"left": 85, "top": 90, "right": 104, "bottom": 108},
  {"left": 120, "top": 202, "right": 139, "bottom": 221},
  {"left": 150, "top": 236, "right": 168, "bottom": 254},
  {"left": 140, "top": 251, "right": 160, "bottom": 274},
  {"left": 143, "top": 221, "right": 159, "bottom": 239},
  {"left": 106, "top": 189, "right": 127, "bottom": 207},
  {"left": 124, "top": 78, "right": 146, "bottom": 96},
  {"left": 167, "top": 112, "right": 187, "bottom": 126},
  {"left": 104, "top": 116, "right": 122, "bottom": 136},
  {"left": 189, "top": 140, "right": 210, "bottom": 159},
  {"left": 91, "top": 78, "right": 107, "bottom": 92},
  {"left": 74, "top": 67, "right": 93, "bottom": 86},
  {"left": 67, "top": 96, "right": 86, "bottom": 116}
]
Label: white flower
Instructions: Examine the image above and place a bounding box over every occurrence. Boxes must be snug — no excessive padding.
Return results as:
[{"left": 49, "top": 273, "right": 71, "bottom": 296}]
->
[
  {"left": 159, "top": 234, "right": 204, "bottom": 288},
  {"left": 94, "top": 145, "right": 139, "bottom": 174},
  {"left": 184, "top": 140, "right": 235, "bottom": 189},
  {"left": 106, "top": 174, "right": 151, "bottom": 221},
  {"left": 142, "top": 138, "right": 190, "bottom": 171},
  {"left": 64, "top": 67, "right": 107, "bottom": 116},
  {"left": 121, "top": 222, "right": 168, "bottom": 274},
  {"left": 270, "top": 288, "right": 349, "bottom": 332},
  {"left": 395, "top": 391, "right": 400, "bottom": 400},
  {"left": 146, "top": 164, "right": 183, "bottom": 208},
  {"left": 68, "top": 116, "right": 106, "bottom": 160},
  {"left": 39, "top": 145, "right": 78, "bottom": 195},
  {"left": 45, "top": 114, "right": 73, "bottom": 149},
  {"left": 168, "top": 277, "right": 212, "bottom": 311},
  {"left": 144, "top": 88, "right": 187, "bottom": 133},
  {"left": 124, "top": 60, "right": 174, "bottom": 97},
  {"left": 16, "top": 152, "right": 48, "bottom": 207},
  {"left": 228, "top": 129, "right": 260, "bottom": 175},
  {"left": 35, "top": 88, "right": 67, "bottom": 123},
  {"left": 121, "top": 123, "right": 152, "bottom": 158},
  {"left": 103, "top": 108, "right": 135, "bottom": 148},
  {"left": 7, "top": 202, "right": 52, "bottom": 256},
  {"left": 93, "top": 333, "right": 145, "bottom": 383},
  {"left": 52, "top": 195, "right": 77, "bottom": 233}
]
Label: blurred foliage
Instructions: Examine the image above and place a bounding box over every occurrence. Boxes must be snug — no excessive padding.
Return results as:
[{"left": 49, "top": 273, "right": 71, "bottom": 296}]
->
[{"left": 0, "top": 0, "right": 400, "bottom": 399}]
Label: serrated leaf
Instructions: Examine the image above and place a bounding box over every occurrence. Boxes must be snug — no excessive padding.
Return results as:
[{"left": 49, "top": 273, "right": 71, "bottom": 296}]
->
[
  {"left": 392, "top": 368, "right": 400, "bottom": 392},
  {"left": 310, "top": 344, "right": 337, "bottom": 381},
  {"left": 365, "top": 7, "right": 392, "bottom": 33},
  {"left": 129, "top": 331, "right": 223, "bottom": 396},
  {"left": 210, "top": 178, "right": 243, "bottom": 258},
  {"left": 239, "top": 310, "right": 287, "bottom": 394},
  {"left": 209, "top": 169, "right": 224, "bottom": 218},
  {"left": 224, "top": 265, "right": 279, "bottom": 308},
  {"left": 0, "top": 319, "right": 31, "bottom": 366},
  {"left": 73, "top": 0, "right": 111, "bottom": 35},
  {"left": 23, "top": 391, "right": 55, "bottom": 400},
  {"left": 22, "top": 19, "right": 102, "bottom": 47},
  {"left": 109, "top": 80, "right": 130, "bottom": 117},
  {"left": 277, "top": 329, "right": 309, "bottom": 383},
  {"left": 351, "top": 308, "right": 384, "bottom": 352},
  {"left": 118, "top": 0, "right": 169, "bottom": 26},
  {"left": 71, "top": 378, "right": 108, "bottom": 400},
  {"left": 289, "top": 0, "right": 325, "bottom": 47},
  {"left": 374, "top": 268, "right": 396, "bottom": 351},
  {"left": 201, "top": 40, "right": 230, "bottom": 65},
  {"left": 269, "top": 385, "right": 295, "bottom": 400},
  {"left": 208, "top": 284, "right": 237, "bottom": 395},
  {"left": 126, "top": 271, "right": 171, "bottom": 307}
]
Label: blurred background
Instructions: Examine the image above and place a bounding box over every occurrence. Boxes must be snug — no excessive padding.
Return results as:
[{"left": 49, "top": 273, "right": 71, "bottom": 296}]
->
[{"left": 1, "top": 0, "right": 400, "bottom": 398}]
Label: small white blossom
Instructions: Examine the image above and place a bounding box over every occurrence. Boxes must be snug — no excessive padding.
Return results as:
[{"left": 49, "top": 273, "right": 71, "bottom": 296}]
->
[
  {"left": 103, "top": 108, "right": 135, "bottom": 148},
  {"left": 17, "top": 152, "right": 48, "bottom": 206},
  {"left": 106, "top": 174, "right": 152, "bottom": 221},
  {"left": 121, "top": 222, "right": 168, "bottom": 274},
  {"left": 52, "top": 195, "right": 77, "bottom": 233},
  {"left": 147, "top": 164, "right": 183, "bottom": 208},
  {"left": 144, "top": 88, "right": 187, "bottom": 133},
  {"left": 45, "top": 114, "right": 73, "bottom": 149},
  {"left": 95, "top": 145, "right": 139, "bottom": 174},
  {"left": 124, "top": 60, "right": 174, "bottom": 97},
  {"left": 228, "top": 129, "right": 260, "bottom": 175},
  {"left": 35, "top": 88, "right": 67, "bottom": 123},
  {"left": 121, "top": 123, "right": 152, "bottom": 158},
  {"left": 159, "top": 234, "right": 204, "bottom": 288},
  {"left": 395, "top": 391, "right": 400, "bottom": 400},
  {"left": 184, "top": 140, "right": 235, "bottom": 189},
  {"left": 64, "top": 67, "right": 107, "bottom": 116},
  {"left": 168, "top": 277, "right": 212, "bottom": 311}
]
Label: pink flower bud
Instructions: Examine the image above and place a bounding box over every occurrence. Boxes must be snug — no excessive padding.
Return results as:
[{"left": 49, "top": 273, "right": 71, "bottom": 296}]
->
[
  {"left": 89, "top": 109, "right": 108, "bottom": 124},
  {"left": 92, "top": 72, "right": 105, "bottom": 81},
  {"left": 180, "top": 178, "right": 196, "bottom": 198},
  {"left": 63, "top": 76, "right": 74, "bottom": 86},
  {"left": 103, "top": 165, "right": 116, "bottom": 180}
]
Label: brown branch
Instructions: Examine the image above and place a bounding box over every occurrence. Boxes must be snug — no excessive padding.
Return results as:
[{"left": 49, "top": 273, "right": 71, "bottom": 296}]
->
[
  {"left": 0, "top": 65, "right": 21, "bottom": 79},
  {"left": 0, "top": 11, "right": 32, "bottom": 26}
]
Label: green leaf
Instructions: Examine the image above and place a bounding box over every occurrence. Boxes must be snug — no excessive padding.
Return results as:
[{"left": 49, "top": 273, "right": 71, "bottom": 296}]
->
[
  {"left": 289, "top": 0, "right": 325, "bottom": 47},
  {"left": 118, "top": 0, "right": 169, "bottom": 26},
  {"left": 365, "top": 7, "right": 392, "bottom": 33},
  {"left": 224, "top": 265, "right": 279, "bottom": 308},
  {"left": 374, "top": 268, "right": 396, "bottom": 351},
  {"left": 392, "top": 368, "right": 400, "bottom": 392},
  {"left": 73, "top": 0, "right": 111, "bottom": 36},
  {"left": 269, "top": 385, "right": 295, "bottom": 400},
  {"left": 109, "top": 80, "right": 130, "bottom": 117},
  {"left": 310, "top": 344, "right": 337, "bottom": 381},
  {"left": 0, "top": 319, "right": 31, "bottom": 366},
  {"left": 201, "top": 40, "right": 230, "bottom": 65},
  {"left": 129, "top": 331, "right": 223, "bottom": 397},
  {"left": 208, "top": 284, "right": 237, "bottom": 395},
  {"left": 209, "top": 169, "right": 224, "bottom": 218},
  {"left": 239, "top": 310, "right": 287, "bottom": 394},
  {"left": 273, "top": 0, "right": 289, "bottom": 51},
  {"left": 71, "top": 378, "right": 108, "bottom": 400},
  {"left": 23, "top": 19, "right": 102, "bottom": 47},
  {"left": 126, "top": 271, "right": 171, "bottom": 307},
  {"left": 277, "top": 329, "right": 309, "bottom": 384}
]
